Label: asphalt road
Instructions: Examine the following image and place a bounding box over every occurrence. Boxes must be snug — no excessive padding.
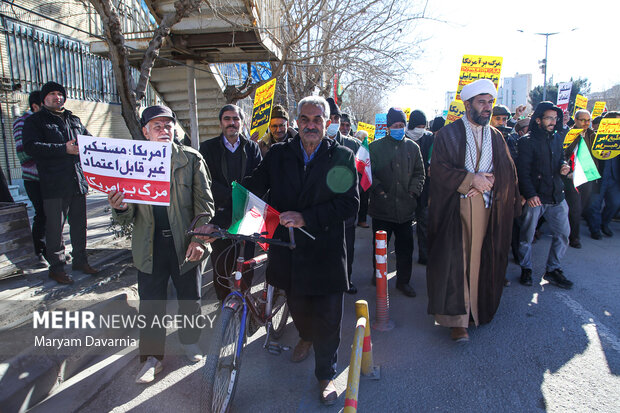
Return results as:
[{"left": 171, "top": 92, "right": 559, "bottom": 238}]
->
[{"left": 37, "top": 219, "right": 620, "bottom": 412}]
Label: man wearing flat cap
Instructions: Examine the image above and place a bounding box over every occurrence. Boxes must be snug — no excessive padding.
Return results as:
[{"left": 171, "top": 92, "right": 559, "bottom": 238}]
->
[
  {"left": 22, "top": 81, "right": 98, "bottom": 284},
  {"left": 257, "top": 104, "right": 297, "bottom": 156},
  {"left": 369, "top": 107, "right": 425, "bottom": 297},
  {"left": 427, "top": 79, "right": 520, "bottom": 342},
  {"left": 108, "top": 105, "right": 215, "bottom": 383}
]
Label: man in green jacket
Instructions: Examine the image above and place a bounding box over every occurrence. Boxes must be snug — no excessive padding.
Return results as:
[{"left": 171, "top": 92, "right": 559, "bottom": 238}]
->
[
  {"left": 108, "top": 105, "right": 214, "bottom": 384},
  {"left": 369, "top": 108, "right": 425, "bottom": 297}
]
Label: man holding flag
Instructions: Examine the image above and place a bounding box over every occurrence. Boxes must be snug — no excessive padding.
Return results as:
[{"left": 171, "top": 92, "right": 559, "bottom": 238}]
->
[
  {"left": 230, "top": 96, "right": 358, "bottom": 405},
  {"left": 517, "top": 102, "right": 574, "bottom": 289}
]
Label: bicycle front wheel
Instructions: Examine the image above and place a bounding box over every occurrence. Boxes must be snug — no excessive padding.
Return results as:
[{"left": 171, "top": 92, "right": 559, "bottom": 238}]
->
[
  {"left": 268, "top": 289, "right": 289, "bottom": 339},
  {"left": 201, "top": 306, "right": 244, "bottom": 413}
]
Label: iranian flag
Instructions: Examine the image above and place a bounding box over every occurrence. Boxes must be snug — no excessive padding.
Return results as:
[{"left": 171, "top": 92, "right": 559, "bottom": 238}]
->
[
  {"left": 355, "top": 136, "right": 372, "bottom": 191},
  {"left": 229, "top": 182, "right": 280, "bottom": 246},
  {"left": 572, "top": 139, "right": 601, "bottom": 188}
]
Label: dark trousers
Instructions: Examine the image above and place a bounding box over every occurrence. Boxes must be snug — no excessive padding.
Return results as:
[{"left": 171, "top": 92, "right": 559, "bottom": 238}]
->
[
  {"left": 210, "top": 238, "right": 255, "bottom": 301},
  {"left": 345, "top": 225, "right": 355, "bottom": 283},
  {"left": 358, "top": 189, "right": 369, "bottom": 223},
  {"left": 137, "top": 232, "right": 202, "bottom": 361},
  {"left": 371, "top": 218, "right": 414, "bottom": 286},
  {"left": 563, "top": 178, "right": 592, "bottom": 242},
  {"left": 286, "top": 291, "right": 343, "bottom": 381},
  {"left": 43, "top": 193, "right": 86, "bottom": 270},
  {"left": 24, "top": 180, "right": 46, "bottom": 255},
  {"left": 414, "top": 202, "right": 428, "bottom": 262}
]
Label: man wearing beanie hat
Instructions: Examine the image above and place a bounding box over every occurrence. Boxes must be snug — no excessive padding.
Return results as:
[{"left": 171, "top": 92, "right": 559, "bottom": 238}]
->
[
  {"left": 406, "top": 109, "right": 434, "bottom": 265},
  {"left": 430, "top": 116, "right": 445, "bottom": 133},
  {"left": 257, "top": 104, "right": 298, "bottom": 156},
  {"left": 369, "top": 107, "right": 425, "bottom": 297},
  {"left": 427, "top": 79, "right": 520, "bottom": 342},
  {"left": 325, "top": 98, "right": 361, "bottom": 294},
  {"left": 22, "top": 81, "right": 98, "bottom": 284}
]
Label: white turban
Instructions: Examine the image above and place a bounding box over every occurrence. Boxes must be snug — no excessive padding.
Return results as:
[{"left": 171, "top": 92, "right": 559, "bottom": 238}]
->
[{"left": 460, "top": 79, "right": 498, "bottom": 101}]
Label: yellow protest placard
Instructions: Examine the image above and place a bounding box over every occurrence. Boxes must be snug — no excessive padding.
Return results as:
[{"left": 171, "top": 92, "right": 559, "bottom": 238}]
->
[
  {"left": 446, "top": 100, "right": 465, "bottom": 125},
  {"left": 456, "top": 55, "right": 503, "bottom": 101},
  {"left": 563, "top": 129, "right": 582, "bottom": 149},
  {"left": 404, "top": 108, "right": 411, "bottom": 122},
  {"left": 250, "top": 78, "right": 277, "bottom": 139},
  {"left": 573, "top": 94, "right": 588, "bottom": 116},
  {"left": 592, "top": 101, "right": 606, "bottom": 119},
  {"left": 357, "top": 122, "right": 376, "bottom": 142},
  {"left": 592, "top": 118, "right": 620, "bottom": 159}
]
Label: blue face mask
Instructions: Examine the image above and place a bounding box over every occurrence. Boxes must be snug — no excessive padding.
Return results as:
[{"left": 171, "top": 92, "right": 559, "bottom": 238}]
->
[
  {"left": 326, "top": 123, "right": 340, "bottom": 137},
  {"left": 389, "top": 128, "right": 405, "bottom": 141}
]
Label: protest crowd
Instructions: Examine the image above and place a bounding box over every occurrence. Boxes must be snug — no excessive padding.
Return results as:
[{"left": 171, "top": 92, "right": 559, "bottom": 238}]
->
[{"left": 6, "top": 76, "right": 620, "bottom": 405}]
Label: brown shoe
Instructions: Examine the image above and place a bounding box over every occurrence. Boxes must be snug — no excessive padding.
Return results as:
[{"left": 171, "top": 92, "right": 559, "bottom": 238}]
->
[
  {"left": 450, "top": 327, "right": 469, "bottom": 342},
  {"left": 72, "top": 263, "right": 99, "bottom": 275},
  {"left": 49, "top": 270, "right": 74, "bottom": 285},
  {"left": 319, "top": 380, "right": 337, "bottom": 405},
  {"left": 291, "top": 339, "right": 312, "bottom": 362}
]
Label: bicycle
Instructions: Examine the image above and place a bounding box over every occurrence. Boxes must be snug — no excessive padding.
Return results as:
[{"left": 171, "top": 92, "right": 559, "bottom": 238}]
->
[{"left": 187, "top": 214, "right": 295, "bottom": 413}]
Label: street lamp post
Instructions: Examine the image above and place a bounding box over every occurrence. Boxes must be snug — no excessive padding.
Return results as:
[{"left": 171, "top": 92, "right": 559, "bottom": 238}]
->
[{"left": 517, "top": 29, "right": 577, "bottom": 102}]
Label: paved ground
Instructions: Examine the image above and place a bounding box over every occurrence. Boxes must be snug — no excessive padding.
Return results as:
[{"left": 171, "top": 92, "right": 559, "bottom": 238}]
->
[{"left": 28, "top": 217, "right": 620, "bottom": 413}]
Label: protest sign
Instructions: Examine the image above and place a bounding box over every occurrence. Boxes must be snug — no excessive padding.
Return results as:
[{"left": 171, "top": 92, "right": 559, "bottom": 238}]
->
[
  {"left": 563, "top": 129, "right": 582, "bottom": 149},
  {"left": 357, "top": 121, "right": 376, "bottom": 142},
  {"left": 375, "top": 113, "right": 387, "bottom": 139},
  {"left": 404, "top": 108, "right": 411, "bottom": 122},
  {"left": 446, "top": 100, "right": 466, "bottom": 125},
  {"left": 573, "top": 94, "right": 588, "bottom": 116},
  {"left": 249, "top": 78, "right": 277, "bottom": 140},
  {"left": 592, "top": 101, "right": 607, "bottom": 119},
  {"left": 78, "top": 135, "right": 172, "bottom": 206},
  {"left": 557, "top": 82, "right": 572, "bottom": 113},
  {"left": 456, "top": 55, "right": 503, "bottom": 100},
  {"left": 592, "top": 118, "right": 620, "bottom": 160}
]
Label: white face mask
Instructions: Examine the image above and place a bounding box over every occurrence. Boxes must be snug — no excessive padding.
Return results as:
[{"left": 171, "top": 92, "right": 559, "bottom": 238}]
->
[
  {"left": 406, "top": 127, "right": 425, "bottom": 141},
  {"left": 326, "top": 123, "right": 340, "bottom": 137}
]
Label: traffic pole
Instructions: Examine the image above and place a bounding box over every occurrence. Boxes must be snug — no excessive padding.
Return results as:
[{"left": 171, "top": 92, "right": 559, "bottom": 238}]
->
[
  {"left": 344, "top": 317, "right": 366, "bottom": 413},
  {"left": 373, "top": 230, "right": 394, "bottom": 331},
  {"left": 355, "top": 300, "right": 380, "bottom": 379}
]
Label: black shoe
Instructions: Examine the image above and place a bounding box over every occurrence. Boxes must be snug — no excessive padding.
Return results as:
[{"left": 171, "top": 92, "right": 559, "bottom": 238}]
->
[
  {"left": 543, "top": 269, "right": 573, "bottom": 289},
  {"left": 346, "top": 282, "right": 357, "bottom": 294},
  {"left": 396, "top": 283, "right": 416, "bottom": 297},
  {"left": 601, "top": 226, "right": 613, "bottom": 237},
  {"left": 569, "top": 239, "right": 582, "bottom": 248},
  {"left": 417, "top": 257, "right": 427, "bottom": 265},
  {"left": 590, "top": 232, "right": 602, "bottom": 240},
  {"left": 519, "top": 268, "right": 532, "bottom": 286}
]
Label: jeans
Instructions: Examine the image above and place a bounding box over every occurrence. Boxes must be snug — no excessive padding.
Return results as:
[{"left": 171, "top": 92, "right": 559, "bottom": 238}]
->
[
  {"left": 585, "top": 173, "right": 620, "bottom": 232},
  {"left": 519, "top": 200, "right": 569, "bottom": 272}
]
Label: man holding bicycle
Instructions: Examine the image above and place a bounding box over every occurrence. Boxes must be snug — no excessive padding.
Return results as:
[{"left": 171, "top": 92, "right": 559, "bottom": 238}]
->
[
  {"left": 236, "top": 96, "right": 359, "bottom": 405},
  {"left": 108, "top": 105, "right": 215, "bottom": 384}
]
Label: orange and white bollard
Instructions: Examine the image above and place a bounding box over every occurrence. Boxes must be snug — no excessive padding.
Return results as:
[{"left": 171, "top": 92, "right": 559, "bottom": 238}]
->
[
  {"left": 373, "top": 231, "right": 394, "bottom": 331},
  {"left": 355, "top": 300, "right": 380, "bottom": 379}
]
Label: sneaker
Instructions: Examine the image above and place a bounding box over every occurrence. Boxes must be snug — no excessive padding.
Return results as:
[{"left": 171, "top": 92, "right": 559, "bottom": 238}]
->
[
  {"left": 135, "top": 356, "right": 163, "bottom": 383},
  {"left": 543, "top": 269, "right": 573, "bottom": 289},
  {"left": 519, "top": 268, "right": 532, "bottom": 286},
  {"left": 183, "top": 343, "right": 203, "bottom": 363}
]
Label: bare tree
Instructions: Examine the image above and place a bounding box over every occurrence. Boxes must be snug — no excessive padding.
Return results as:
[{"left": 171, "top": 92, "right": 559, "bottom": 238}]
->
[{"left": 89, "top": 0, "right": 201, "bottom": 140}]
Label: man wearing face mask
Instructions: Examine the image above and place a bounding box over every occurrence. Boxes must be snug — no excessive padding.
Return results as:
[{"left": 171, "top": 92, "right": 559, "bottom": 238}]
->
[
  {"left": 406, "top": 110, "right": 434, "bottom": 265},
  {"left": 369, "top": 108, "right": 425, "bottom": 297},
  {"left": 427, "top": 79, "right": 520, "bottom": 342},
  {"left": 326, "top": 98, "right": 361, "bottom": 294}
]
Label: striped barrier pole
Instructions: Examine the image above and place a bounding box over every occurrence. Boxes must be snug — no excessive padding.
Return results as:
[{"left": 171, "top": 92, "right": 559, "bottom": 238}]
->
[
  {"left": 344, "top": 317, "right": 366, "bottom": 413},
  {"left": 373, "top": 231, "right": 394, "bottom": 331},
  {"left": 355, "top": 300, "right": 380, "bottom": 378}
]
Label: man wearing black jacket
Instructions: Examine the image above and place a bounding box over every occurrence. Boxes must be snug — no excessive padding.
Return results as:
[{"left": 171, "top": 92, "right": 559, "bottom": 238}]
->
[
  {"left": 22, "top": 82, "right": 98, "bottom": 284},
  {"left": 242, "top": 96, "right": 358, "bottom": 405},
  {"left": 517, "top": 101, "right": 572, "bottom": 289},
  {"left": 199, "top": 104, "right": 262, "bottom": 300}
]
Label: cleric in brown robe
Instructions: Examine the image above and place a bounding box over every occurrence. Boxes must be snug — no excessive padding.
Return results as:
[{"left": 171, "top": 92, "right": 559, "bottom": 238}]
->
[{"left": 426, "top": 79, "right": 521, "bottom": 342}]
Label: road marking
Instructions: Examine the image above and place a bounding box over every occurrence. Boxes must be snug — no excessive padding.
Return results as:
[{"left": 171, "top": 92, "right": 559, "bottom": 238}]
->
[{"left": 556, "top": 292, "right": 620, "bottom": 353}]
